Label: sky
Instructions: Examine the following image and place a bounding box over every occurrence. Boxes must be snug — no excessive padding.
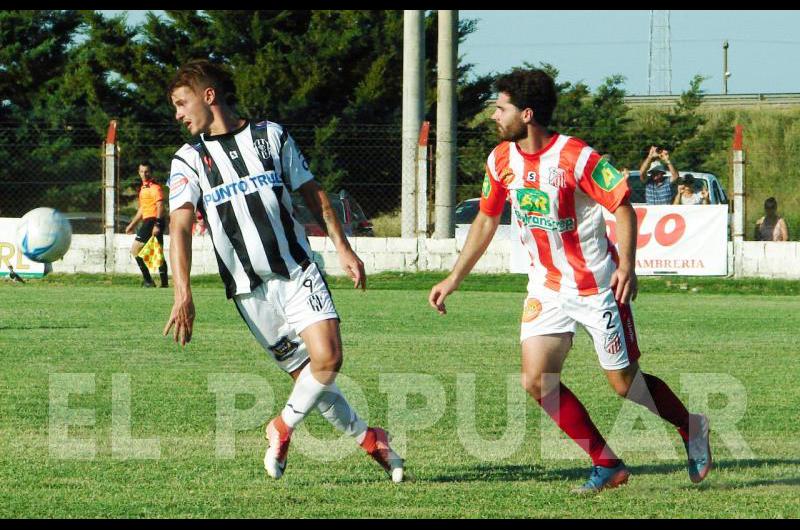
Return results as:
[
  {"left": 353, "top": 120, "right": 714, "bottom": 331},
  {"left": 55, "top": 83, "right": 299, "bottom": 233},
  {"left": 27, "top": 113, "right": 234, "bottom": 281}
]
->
[{"left": 105, "top": 10, "right": 800, "bottom": 96}]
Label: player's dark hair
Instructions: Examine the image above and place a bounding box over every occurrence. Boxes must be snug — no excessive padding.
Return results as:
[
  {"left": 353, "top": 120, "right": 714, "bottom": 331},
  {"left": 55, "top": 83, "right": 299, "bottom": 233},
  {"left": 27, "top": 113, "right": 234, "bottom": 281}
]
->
[
  {"left": 765, "top": 197, "right": 778, "bottom": 210},
  {"left": 167, "top": 59, "right": 237, "bottom": 107},
  {"left": 139, "top": 161, "right": 153, "bottom": 169},
  {"left": 494, "top": 68, "right": 557, "bottom": 127}
]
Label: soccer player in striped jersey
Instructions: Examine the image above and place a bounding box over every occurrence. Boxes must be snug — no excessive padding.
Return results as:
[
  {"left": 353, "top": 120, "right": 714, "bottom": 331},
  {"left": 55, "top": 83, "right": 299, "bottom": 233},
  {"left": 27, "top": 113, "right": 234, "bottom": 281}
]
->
[
  {"left": 429, "top": 68, "right": 711, "bottom": 493},
  {"left": 163, "top": 59, "right": 403, "bottom": 482}
]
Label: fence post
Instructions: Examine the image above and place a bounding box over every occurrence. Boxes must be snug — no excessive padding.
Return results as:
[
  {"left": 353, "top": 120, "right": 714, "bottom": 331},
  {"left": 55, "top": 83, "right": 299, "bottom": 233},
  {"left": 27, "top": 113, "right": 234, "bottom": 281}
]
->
[
  {"left": 102, "top": 120, "right": 118, "bottom": 274},
  {"left": 732, "top": 124, "right": 745, "bottom": 277},
  {"left": 402, "top": 10, "right": 425, "bottom": 238},
  {"left": 417, "top": 122, "right": 430, "bottom": 238}
]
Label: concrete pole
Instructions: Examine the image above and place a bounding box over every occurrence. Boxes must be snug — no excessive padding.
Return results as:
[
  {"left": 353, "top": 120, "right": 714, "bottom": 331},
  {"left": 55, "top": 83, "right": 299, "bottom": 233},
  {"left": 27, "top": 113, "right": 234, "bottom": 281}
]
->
[
  {"left": 732, "top": 124, "right": 745, "bottom": 277},
  {"left": 723, "top": 40, "right": 730, "bottom": 95},
  {"left": 402, "top": 11, "right": 425, "bottom": 238},
  {"left": 103, "top": 120, "right": 118, "bottom": 273},
  {"left": 434, "top": 10, "right": 458, "bottom": 239}
]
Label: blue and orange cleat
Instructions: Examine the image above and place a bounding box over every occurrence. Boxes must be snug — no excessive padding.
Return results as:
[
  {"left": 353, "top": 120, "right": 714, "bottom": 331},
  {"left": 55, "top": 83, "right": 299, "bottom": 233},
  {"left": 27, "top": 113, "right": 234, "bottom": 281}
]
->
[
  {"left": 573, "top": 462, "right": 631, "bottom": 494},
  {"left": 684, "top": 413, "right": 712, "bottom": 483}
]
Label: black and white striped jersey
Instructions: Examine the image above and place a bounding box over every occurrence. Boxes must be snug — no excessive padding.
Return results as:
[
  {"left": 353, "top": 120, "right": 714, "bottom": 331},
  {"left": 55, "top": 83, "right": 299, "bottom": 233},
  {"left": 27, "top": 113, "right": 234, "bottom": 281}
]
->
[{"left": 168, "top": 119, "right": 314, "bottom": 298}]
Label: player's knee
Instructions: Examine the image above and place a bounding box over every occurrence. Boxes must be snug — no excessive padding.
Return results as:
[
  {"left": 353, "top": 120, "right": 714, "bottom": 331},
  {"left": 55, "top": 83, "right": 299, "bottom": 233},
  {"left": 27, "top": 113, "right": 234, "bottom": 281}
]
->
[
  {"left": 609, "top": 377, "right": 632, "bottom": 398},
  {"left": 520, "top": 371, "right": 545, "bottom": 400}
]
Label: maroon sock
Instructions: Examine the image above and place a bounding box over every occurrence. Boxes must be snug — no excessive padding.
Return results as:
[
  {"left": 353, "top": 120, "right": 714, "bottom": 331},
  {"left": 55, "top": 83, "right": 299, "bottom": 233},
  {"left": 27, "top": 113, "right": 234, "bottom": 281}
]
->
[
  {"left": 628, "top": 373, "right": 691, "bottom": 442},
  {"left": 537, "top": 383, "right": 621, "bottom": 468}
]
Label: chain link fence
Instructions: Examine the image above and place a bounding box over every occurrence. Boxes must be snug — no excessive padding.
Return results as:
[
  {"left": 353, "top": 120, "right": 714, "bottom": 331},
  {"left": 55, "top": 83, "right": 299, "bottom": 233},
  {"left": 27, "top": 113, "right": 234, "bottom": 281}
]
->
[{"left": 2, "top": 118, "right": 797, "bottom": 240}]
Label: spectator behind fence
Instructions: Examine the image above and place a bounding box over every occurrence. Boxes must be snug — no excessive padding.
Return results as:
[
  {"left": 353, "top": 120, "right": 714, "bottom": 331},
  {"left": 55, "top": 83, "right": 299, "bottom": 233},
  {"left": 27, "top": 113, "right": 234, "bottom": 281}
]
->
[
  {"left": 639, "top": 146, "right": 679, "bottom": 205},
  {"left": 755, "top": 197, "right": 790, "bottom": 241},
  {"left": 672, "top": 174, "right": 709, "bottom": 205}
]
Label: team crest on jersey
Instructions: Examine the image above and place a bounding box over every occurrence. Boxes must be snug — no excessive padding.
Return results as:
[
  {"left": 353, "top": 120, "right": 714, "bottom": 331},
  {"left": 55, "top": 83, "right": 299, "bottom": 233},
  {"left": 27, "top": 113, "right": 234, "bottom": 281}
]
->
[
  {"left": 254, "top": 138, "right": 270, "bottom": 160},
  {"left": 499, "top": 167, "right": 516, "bottom": 185},
  {"left": 482, "top": 173, "right": 492, "bottom": 199},
  {"left": 525, "top": 171, "right": 537, "bottom": 184},
  {"left": 591, "top": 158, "right": 624, "bottom": 192},
  {"left": 604, "top": 332, "right": 622, "bottom": 355},
  {"left": 516, "top": 188, "right": 550, "bottom": 215},
  {"left": 547, "top": 168, "right": 567, "bottom": 188},
  {"left": 521, "top": 298, "right": 542, "bottom": 323}
]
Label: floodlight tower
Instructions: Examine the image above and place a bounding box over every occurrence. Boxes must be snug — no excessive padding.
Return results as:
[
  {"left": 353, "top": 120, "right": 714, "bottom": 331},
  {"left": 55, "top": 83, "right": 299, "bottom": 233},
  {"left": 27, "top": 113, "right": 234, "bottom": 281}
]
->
[{"left": 648, "top": 10, "right": 672, "bottom": 95}]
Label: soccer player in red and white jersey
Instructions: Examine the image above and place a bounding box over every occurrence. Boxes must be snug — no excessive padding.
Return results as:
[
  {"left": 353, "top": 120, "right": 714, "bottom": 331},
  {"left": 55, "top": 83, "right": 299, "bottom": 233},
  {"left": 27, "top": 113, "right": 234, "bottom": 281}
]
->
[{"left": 429, "top": 68, "right": 712, "bottom": 493}]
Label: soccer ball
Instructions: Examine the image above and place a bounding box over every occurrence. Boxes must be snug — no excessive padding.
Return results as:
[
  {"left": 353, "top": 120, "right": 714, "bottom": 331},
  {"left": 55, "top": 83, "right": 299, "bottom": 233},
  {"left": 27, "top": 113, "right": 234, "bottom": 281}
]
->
[{"left": 16, "top": 207, "right": 72, "bottom": 263}]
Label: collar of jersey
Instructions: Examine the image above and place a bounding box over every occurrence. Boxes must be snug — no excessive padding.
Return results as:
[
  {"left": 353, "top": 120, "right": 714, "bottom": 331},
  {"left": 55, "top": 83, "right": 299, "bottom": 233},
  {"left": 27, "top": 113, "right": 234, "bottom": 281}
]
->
[
  {"left": 513, "top": 133, "right": 560, "bottom": 160},
  {"left": 202, "top": 118, "right": 250, "bottom": 141}
]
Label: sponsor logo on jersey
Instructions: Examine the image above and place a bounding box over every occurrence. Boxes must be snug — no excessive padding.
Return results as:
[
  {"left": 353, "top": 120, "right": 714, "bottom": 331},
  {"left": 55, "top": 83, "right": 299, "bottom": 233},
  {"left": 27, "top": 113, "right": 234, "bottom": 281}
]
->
[
  {"left": 269, "top": 336, "right": 300, "bottom": 362},
  {"left": 202, "top": 171, "right": 282, "bottom": 207},
  {"left": 308, "top": 293, "right": 324, "bottom": 312},
  {"left": 521, "top": 298, "right": 542, "bottom": 323},
  {"left": 591, "top": 158, "right": 624, "bottom": 192},
  {"left": 229, "top": 150, "right": 239, "bottom": 160},
  {"left": 605, "top": 332, "right": 622, "bottom": 355},
  {"left": 516, "top": 188, "right": 550, "bottom": 215},
  {"left": 254, "top": 139, "right": 270, "bottom": 160},
  {"left": 547, "top": 167, "right": 567, "bottom": 188},
  {"left": 526, "top": 171, "right": 538, "bottom": 184},
  {"left": 168, "top": 173, "right": 189, "bottom": 199},
  {"left": 514, "top": 209, "right": 576, "bottom": 232},
  {"left": 482, "top": 173, "right": 492, "bottom": 199},
  {"left": 499, "top": 167, "right": 516, "bottom": 185}
]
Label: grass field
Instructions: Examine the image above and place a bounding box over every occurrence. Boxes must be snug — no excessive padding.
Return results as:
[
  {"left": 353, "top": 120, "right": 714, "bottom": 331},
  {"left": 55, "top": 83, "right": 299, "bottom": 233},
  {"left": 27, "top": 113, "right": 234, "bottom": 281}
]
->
[{"left": 1, "top": 274, "right": 799, "bottom": 518}]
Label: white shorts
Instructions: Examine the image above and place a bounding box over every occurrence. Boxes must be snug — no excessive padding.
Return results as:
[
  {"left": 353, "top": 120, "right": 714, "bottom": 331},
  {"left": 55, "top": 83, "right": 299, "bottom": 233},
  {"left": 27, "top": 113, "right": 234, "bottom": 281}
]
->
[
  {"left": 520, "top": 283, "right": 641, "bottom": 371},
  {"left": 233, "top": 262, "right": 339, "bottom": 373}
]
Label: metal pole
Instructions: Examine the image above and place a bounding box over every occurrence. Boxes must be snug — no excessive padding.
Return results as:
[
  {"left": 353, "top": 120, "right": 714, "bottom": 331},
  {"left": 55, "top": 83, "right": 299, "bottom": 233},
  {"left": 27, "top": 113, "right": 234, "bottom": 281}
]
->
[
  {"left": 434, "top": 10, "right": 458, "bottom": 239},
  {"left": 723, "top": 40, "right": 730, "bottom": 95},
  {"left": 402, "top": 10, "right": 425, "bottom": 238},
  {"left": 732, "top": 124, "right": 745, "bottom": 277}
]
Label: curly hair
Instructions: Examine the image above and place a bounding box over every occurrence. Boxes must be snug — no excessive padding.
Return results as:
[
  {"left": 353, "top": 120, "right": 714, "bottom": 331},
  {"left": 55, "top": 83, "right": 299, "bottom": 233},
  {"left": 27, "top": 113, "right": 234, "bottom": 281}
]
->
[
  {"left": 167, "top": 59, "right": 237, "bottom": 106},
  {"left": 494, "top": 68, "right": 557, "bottom": 127}
]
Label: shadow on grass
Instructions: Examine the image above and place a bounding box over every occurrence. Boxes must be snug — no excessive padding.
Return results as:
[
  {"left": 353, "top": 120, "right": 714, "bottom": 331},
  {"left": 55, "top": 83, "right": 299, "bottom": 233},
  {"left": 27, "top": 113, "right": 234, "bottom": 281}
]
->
[
  {"left": 0, "top": 325, "right": 88, "bottom": 330},
  {"left": 427, "top": 458, "right": 800, "bottom": 485}
]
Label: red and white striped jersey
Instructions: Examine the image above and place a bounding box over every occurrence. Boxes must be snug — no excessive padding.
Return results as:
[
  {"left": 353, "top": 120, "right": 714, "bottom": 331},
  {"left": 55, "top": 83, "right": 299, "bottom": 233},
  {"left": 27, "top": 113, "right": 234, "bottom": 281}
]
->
[{"left": 480, "top": 134, "right": 630, "bottom": 296}]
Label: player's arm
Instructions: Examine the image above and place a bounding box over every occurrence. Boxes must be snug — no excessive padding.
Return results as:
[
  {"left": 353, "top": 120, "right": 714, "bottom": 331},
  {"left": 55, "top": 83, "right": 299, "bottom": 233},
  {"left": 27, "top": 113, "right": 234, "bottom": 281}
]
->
[
  {"left": 163, "top": 204, "right": 195, "bottom": 345},
  {"left": 429, "top": 210, "right": 501, "bottom": 314},
  {"left": 777, "top": 218, "right": 789, "bottom": 241},
  {"left": 610, "top": 201, "right": 638, "bottom": 305},
  {"left": 298, "top": 179, "right": 365, "bottom": 289}
]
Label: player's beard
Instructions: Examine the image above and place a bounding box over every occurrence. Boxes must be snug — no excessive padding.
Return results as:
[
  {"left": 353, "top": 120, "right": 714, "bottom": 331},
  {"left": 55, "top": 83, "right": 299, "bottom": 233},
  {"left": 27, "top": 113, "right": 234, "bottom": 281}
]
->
[{"left": 497, "top": 118, "right": 527, "bottom": 142}]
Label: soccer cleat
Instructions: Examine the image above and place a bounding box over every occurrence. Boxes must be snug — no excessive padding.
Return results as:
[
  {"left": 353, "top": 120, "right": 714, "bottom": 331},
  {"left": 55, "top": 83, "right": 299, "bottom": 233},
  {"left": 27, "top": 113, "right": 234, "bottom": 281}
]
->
[
  {"left": 684, "top": 413, "right": 712, "bottom": 483},
  {"left": 264, "top": 416, "right": 292, "bottom": 479},
  {"left": 141, "top": 280, "right": 156, "bottom": 288},
  {"left": 572, "top": 462, "right": 631, "bottom": 494},
  {"left": 361, "top": 427, "right": 404, "bottom": 483}
]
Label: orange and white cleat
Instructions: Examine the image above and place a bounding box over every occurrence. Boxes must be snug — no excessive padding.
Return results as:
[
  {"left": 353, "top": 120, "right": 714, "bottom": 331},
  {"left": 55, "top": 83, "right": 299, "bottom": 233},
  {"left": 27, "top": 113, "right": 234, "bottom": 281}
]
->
[
  {"left": 264, "top": 416, "right": 292, "bottom": 479},
  {"left": 361, "top": 427, "right": 404, "bottom": 483}
]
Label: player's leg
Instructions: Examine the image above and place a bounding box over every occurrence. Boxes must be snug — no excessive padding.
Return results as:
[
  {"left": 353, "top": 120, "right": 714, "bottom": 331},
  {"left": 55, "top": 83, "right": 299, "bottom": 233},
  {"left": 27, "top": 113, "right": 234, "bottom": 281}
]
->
[
  {"left": 132, "top": 219, "right": 154, "bottom": 287},
  {"left": 289, "top": 264, "right": 403, "bottom": 481},
  {"left": 155, "top": 225, "right": 168, "bottom": 288},
  {"left": 520, "top": 290, "right": 628, "bottom": 493},
  {"left": 579, "top": 291, "right": 711, "bottom": 483}
]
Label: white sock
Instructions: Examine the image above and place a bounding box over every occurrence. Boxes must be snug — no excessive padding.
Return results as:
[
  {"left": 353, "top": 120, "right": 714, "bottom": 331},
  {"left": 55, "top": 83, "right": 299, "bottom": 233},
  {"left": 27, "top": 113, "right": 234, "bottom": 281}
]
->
[
  {"left": 316, "top": 382, "right": 368, "bottom": 444},
  {"left": 281, "top": 364, "right": 330, "bottom": 429}
]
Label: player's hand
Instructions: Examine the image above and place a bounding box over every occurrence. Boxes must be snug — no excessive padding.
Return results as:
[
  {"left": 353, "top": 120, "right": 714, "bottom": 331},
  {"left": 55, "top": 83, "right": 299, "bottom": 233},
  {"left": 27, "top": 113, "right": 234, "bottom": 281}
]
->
[
  {"left": 658, "top": 149, "right": 670, "bottom": 162},
  {"left": 648, "top": 146, "right": 659, "bottom": 159},
  {"left": 125, "top": 225, "right": 134, "bottom": 235},
  {"left": 164, "top": 294, "right": 195, "bottom": 346},
  {"left": 610, "top": 267, "right": 638, "bottom": 305},
  {"left": 338, "top": 249, "right": 366, "bottom": 290},
  {"left": 152, "top": 225, "right": 161, "bottom": 236},
  {"left": 429, "top": 277, "right": 457, "bottom": 315}
]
